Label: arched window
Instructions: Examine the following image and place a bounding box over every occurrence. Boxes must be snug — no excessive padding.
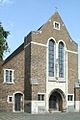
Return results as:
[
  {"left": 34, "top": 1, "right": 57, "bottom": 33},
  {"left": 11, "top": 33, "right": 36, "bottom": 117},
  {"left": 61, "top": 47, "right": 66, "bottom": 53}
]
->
[
  {"left": 48, "top": 40, "right": 55, "bottom": 77},
  {"left": 58, "top": 42, "right": 64, "bottom": 78}
]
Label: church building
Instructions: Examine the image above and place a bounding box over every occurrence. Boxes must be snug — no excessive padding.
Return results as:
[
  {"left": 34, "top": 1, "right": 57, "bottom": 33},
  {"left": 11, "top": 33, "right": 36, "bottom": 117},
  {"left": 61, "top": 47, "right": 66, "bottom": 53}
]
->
[{"left": 0, "top": 11, "right": 80, "bottom": 113}]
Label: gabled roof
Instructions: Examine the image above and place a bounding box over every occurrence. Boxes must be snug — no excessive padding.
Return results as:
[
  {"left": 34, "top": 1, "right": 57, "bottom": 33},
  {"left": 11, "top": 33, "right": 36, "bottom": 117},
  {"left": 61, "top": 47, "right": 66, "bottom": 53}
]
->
[
  {"left": 3, "top": 11, "right": 78, "bottom": 65},
  {"left": 51, "top": 12, "right": 78, "bottom": 46},
  {"left": 36, "top": 11, "right": 77, "bottom": 47}
]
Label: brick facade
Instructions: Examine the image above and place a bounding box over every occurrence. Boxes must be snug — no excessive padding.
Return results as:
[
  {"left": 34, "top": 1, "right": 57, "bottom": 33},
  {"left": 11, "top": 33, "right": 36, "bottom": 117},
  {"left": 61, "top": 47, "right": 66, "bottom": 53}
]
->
[
  {"left": 0, "top": 45, "right": 24, "bottom": 112},
  {"left": 0, "top": 11, "right": 79, "bottom": 113}
]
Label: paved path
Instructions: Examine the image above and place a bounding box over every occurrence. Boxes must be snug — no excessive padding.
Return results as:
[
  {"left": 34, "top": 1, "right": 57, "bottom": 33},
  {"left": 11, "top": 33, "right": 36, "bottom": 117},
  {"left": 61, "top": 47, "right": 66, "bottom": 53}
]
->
[{"left": 0, "top": 112, "right": 80, "bottom": 120}]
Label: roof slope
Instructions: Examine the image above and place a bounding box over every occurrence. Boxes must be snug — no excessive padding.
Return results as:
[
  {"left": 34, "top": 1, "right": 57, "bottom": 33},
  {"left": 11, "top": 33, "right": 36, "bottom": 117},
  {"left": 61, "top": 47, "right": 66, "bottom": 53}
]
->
[{"left": 3, "top": 43, "right": 24, "bottom": 65}]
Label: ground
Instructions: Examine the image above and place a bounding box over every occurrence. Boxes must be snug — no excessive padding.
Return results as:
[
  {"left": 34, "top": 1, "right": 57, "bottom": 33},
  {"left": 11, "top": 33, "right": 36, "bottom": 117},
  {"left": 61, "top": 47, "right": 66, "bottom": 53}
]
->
[{"left": 0, "top": 112, "right": 80, "bottom": 120}]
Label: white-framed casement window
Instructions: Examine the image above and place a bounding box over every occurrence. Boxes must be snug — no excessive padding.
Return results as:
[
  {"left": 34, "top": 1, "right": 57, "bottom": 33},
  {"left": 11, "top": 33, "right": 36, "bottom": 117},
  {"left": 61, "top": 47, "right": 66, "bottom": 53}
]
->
[
  {"left": 53, "top": 21, "right": 60, "bottom": 30},
  {"left": 7, "top": 95, "right": 13, "bottom": 103},
  {"left": 68, "top": 95, "right": 73, "bottom": 101},
  {"left": 4, "top": 69, "right": 14, "bottom": 83},
  {"left": 38, "top": 93, "right": 45, "bottom": 101}
]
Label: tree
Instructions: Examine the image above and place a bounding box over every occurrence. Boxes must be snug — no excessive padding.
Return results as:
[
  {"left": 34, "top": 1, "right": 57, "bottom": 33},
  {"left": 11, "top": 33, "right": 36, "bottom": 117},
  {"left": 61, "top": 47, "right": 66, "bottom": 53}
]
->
[{"left": 0, "top": 22, "right": 10, "bottom": 59}]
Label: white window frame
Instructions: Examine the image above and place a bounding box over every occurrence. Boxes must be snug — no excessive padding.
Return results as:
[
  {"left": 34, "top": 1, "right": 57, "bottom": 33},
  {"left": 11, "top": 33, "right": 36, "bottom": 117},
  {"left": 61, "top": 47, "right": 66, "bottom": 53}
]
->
[
  {"left": 68, "top": 94, "right": 73, "bottom": 101},
  {"left": 53, "top": 21, "right": 60, "bottom": 30},
  {"left": 4, "top": 69, "right": 14, "bottom": 84},
  {"left": 38, "top": 93, "right": 45, "bottom": 101},
  {"left": 7, "top": 95, "right": 13, "bottom": 103}
]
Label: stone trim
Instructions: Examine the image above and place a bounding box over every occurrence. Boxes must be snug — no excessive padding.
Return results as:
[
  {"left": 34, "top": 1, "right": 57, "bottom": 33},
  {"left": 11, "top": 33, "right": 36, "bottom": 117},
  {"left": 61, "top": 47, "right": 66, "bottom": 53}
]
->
[
  {"left": 38, "top": 93, "right": 45, "bottom": 94},
  {"left": 75, "top": 101, "right": 80, "bottom": 112},
  {"left": 53, "top": 21, "right": 60, "bottom": 30},
  {"left": 31, "top": 100, "right": 45, "bottom": 114},
  {"left": 67, "top": 94, "right": 74, "bottom": 106},
  {"left": 13, "top": 91, "right": 24, "bottom": 112},
  {"left": 24, "top": 42, "right": 31, "bottom": 48},
  {"left": 7, "top": 95, "right": 13, "bottom": 103},
  {"left": 3, "top": 69, "right": 14, "bottom": 84},
  {"left": 66, "top": 50, "right": 78, "bottom": 54},
  {"left": 31, "top": 41, "right": 47, "bottom": 47},
  {"left": 24, "top": 41, "right": 47, "bottom": 48},
  {"left": 24, "top": 41, "right": 78, "bottom": 55},
  {"left": 68, "top": 94, "right": 74, "bottom": 101}
]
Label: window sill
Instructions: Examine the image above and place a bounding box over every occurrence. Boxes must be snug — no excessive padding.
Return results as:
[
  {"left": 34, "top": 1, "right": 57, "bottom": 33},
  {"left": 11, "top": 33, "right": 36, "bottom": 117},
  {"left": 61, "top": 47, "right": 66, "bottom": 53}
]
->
[
  {"left": 3, "top": 82, "right": 15, "bottom": 84},
  {"left": 48, "top": 77, "right": 66, "bottom": 83},
  {"left": 58, "top": 78, "right": 66, "bottom": 82},
  {"left": 54, "top": 28, "right": 60, "bottom": 30},
  {"left": 7, "top": 101, "right": 13, "bottom": 103},
  {"left": 48, "top": 76, "right": 55, "bottom": 81}
]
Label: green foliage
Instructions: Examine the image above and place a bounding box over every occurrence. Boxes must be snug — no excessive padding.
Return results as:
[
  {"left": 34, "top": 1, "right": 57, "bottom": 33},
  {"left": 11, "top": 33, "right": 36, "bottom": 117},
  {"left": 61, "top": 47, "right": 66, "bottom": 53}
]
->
[{"left": 0, "top": 22, "right": 10, "bottom": 59}]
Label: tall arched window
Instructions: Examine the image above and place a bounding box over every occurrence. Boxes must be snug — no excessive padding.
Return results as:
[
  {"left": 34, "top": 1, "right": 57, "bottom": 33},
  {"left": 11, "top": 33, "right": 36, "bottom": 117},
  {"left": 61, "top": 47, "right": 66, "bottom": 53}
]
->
[
  {"left": 48, "top": 40, "right": 55, "bottom": 77},
  {"left": 58, "top": 42, "right": 64, "bottom": 78}
]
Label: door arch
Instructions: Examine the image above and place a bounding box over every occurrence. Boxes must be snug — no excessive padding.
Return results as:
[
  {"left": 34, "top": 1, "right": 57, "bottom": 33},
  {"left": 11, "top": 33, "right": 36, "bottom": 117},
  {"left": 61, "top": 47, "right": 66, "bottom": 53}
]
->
[
  {"left": 49, "top": 89, "right": 66, "bottom": 112},
  {"left": 13, "top": 92, "right": 24, "bottom": 112}
]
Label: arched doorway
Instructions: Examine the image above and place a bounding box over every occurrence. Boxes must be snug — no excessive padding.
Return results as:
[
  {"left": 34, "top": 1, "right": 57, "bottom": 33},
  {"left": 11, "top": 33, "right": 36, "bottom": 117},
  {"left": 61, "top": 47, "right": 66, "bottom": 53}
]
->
[
  {"left": 14, "top": 92, "right": 24, "bottom": 112},
  {"left": 49, "top": 89, "right": 65, "bottom": 112}
]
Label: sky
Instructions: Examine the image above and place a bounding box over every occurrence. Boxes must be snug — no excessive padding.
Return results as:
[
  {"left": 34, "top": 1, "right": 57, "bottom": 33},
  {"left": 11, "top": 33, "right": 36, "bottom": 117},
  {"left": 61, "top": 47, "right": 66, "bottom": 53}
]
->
[{"left": 0, "top": 0, "right": 80, "bottom": 78}]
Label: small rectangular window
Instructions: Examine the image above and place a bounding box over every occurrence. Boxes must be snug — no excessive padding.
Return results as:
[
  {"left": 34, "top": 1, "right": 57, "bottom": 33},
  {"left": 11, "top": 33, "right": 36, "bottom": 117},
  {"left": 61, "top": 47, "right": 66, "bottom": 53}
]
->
[
  {"left": 7, "top": 96, "right": 13, "bottom": 103},
  {"left": 38, "top": 94, "right": 45, "bottom": 101},
  {"left": 53, "top": 21, "right": 60, "bottom": 30},
  {"left": 9, "top": 97, "right": 12, "bottom": 102},
  {"left": 68, "top": 95, "right": 73, "bottom": 101},
  {"left": 4, "top": 69, "right": 14, "bottom": 83}
]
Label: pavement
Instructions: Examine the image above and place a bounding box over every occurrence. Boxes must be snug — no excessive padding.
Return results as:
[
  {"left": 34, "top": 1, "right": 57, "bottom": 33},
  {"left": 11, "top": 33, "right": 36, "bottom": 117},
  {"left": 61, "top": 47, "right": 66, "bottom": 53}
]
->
[{"left": 0, "top": 112, "right": 80, "bottom": 120}]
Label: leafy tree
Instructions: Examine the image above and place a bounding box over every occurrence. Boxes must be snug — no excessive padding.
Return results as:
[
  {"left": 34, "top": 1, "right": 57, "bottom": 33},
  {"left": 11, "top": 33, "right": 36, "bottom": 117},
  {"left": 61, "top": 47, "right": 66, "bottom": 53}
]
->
[{"left": 0, "top": 22, "right": 10, "bottom": 59}]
